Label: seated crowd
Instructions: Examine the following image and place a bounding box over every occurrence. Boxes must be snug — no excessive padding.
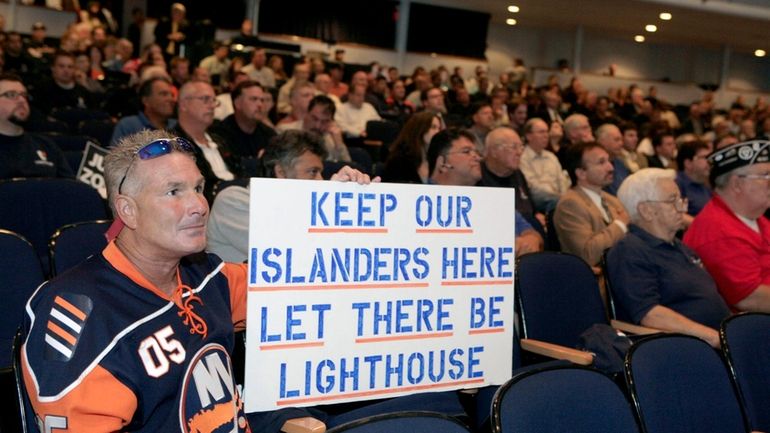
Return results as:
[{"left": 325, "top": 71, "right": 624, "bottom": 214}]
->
[{"left": 4, "top": 9, "right": 770, "bottom": 433}]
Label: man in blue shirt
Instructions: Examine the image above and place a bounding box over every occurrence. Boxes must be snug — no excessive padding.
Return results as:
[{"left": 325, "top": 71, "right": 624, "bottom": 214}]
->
[
  {"left": 111, "top": 77, "right": 176, "bottom": 145},
  {"left": 608, "top": 168, "right": 729, "bottom": 348},
  {"left": 675, "top": 140, "right": 712, "bottom": 220}
]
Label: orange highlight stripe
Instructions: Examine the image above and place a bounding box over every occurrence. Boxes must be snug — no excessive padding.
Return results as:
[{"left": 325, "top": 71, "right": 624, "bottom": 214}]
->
[
  {"left": 54, "top": 296, "right": 86, "bottom": 321},
  {"left": 249, "top": 282, "right": 429, "bottom": 292},
  {"left": 276, "top": 378, "right": 485, "bottom": 406},
  {"left": 308, "top": 228, "right": 388, "bottom": 234},
  {"left": 415, "top": 228, "right": 474, "bottom": 234},
  {"left": 469, "top": 328, "right": 505, "bottom": 335},
  {"left": 260, "top": 341, "right": 325, "bottom": 350},
  {"left": 356, "top": 331, "right": 454, "bottom": 343},
  {"left": 441, "top": 280, "right": 514, "bottom": 286},
  {"left": 47, "top": 321, "right": 77, "bottom": 345}
]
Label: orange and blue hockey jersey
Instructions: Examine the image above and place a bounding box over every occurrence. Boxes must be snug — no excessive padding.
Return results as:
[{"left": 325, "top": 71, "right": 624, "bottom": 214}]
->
[{"left": 21, "top": 241, "right": 251, "bottom": 432}]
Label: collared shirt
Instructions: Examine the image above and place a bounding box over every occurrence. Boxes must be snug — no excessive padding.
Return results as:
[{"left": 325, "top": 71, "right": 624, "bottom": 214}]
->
[
  {"left": 684, "top": 194, "right": 770, "bottom": 305},
  {"left": 111, "top": 111, "right": 177, "bottom": 146},
  {"left": 608, "top": 225, "right": 730, "bottom": 329},
  {"left": 675, "top": 171, "right": 711, "bottom": 216},
  {"left": 195, "top": 133, "right": 234, "bottom": 181},
  {"left": 520, "top": 146, "right": 570, "bottom": 208},
  {"left": 479, "top": 164, "right": 536, "bottom": 222}
]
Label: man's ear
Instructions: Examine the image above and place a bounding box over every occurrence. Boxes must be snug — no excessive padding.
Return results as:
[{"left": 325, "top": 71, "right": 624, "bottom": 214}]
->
[
  {"left": 114, "top": 195, "right": 139, "bottom": 229},
  {"left": 637, "top": 202, "right": 654, "bottom": 222},
  {"left": 274, "top": 163, "right": 286, "bottom": 179},
  {"left": 437, "top": 155, "right": 447, "bottom": 173}
]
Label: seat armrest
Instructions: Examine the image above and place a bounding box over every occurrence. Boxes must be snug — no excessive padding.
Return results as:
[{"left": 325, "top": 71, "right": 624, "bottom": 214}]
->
[
  {"left": 520, "top": 338, "right": 594, "bottom": 365},
  {"left": 282, "top": 417, "right": 326, "bottom": 433},
  {"left": 610, "top": 319, "right": 660, "bottom": 335},
  {"left": 363, "top": 139, "right": 383, "bottom": 147}
]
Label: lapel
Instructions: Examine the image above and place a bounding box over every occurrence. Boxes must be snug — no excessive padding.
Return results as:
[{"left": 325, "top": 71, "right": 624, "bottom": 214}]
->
[{"left": 573, "top": 187, "right": 608, "bottom": 227}]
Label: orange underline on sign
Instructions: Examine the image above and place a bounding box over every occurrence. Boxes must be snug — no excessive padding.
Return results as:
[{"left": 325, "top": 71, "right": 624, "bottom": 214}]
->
[
  {"left": 249, "top": 282, "right": 430, "bottom": 292},
  {"left": 308, "top": 227, "right": 388, "bottom": 233},
  {"left": 355, "top": 331, "right": 454, "bottom": 343},
  {"left": 276, "top": 378, "right": 485, "bottom": 406},
  {"left": 415, "top": 228, "right": 474, "bottom": 234},
  {"left": 259, "top": 341, "right": 325, "bottom": 350},
  {"left": 440, "top": 280, "right": 514, "bottom": 286},
  {"left": 469, "top": 328, "right": 505, "bottom": 335}
]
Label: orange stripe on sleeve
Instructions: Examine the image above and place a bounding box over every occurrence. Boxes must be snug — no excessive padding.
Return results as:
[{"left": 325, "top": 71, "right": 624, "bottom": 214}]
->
[
  {"left": 223, "top": 263, "right": 248, "bottom": 331},
  {"left": 54, "top": 297, "right": 87, "bottom": 321},
  {"left": 23, "top": 346, "right": 137, "bottom": 432},
  {"left": 47, "top": 321, "right": 77, "bottom": 345}
]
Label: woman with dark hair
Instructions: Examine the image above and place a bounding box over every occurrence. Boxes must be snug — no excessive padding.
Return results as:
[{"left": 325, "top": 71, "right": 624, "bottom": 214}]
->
[{"left": 382, "top": 111, "right": 442, "bottom": 183}]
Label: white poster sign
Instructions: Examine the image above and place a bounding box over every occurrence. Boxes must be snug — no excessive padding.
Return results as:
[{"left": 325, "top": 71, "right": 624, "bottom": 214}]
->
[{"left": 244, "top": 178, "right": 515, "bottom": 412}]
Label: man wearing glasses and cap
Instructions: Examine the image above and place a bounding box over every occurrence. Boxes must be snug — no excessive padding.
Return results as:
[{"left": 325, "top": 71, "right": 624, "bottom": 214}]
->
[
  {"left": 607, "top": 168, "right": 730, "bottom": 348},
  {"left": 20, "top": 130, "right": 347, "bottom": 432},
  {"left": 684, "top": 140, "right": 770, "bottom": 312}
]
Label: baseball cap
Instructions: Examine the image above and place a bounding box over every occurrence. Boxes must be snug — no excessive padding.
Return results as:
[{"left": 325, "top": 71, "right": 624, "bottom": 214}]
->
[{"left": 709, "top": 139, "right": 770, "bottom": 185}]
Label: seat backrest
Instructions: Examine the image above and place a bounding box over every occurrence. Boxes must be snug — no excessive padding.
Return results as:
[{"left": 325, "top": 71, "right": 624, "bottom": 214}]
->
[
  {"left": 492, "top": 365, "right": 639, "bottom": 433},
  {"left": 625, "top": 334, "right": 748, "bottom": 433},
  {"left": 365, "top": 120, "right": 400, "bottom": 146},
  {"left": 721, "top": 312, "right": 770, "bottom": 432},
  {"left": 49, "top": 220, "right": 111, "bottom": 276},
  {"left": 0, "top": 231, "right": 44, "bottom": 369},
  {"left": 0, "top": 178, "right": 108, "bottom": 270},
  {"left": 78, "top": 118, "right": 115, "bottom": 148},
  {"left": 326, "top": 411, "right": 470, "bottom": 433},
  {"left": 41, "top": 133, "right": 98, "bottom": 152},
  {"left": 516, "top": 252, "right": 608, "bottom": 347}
]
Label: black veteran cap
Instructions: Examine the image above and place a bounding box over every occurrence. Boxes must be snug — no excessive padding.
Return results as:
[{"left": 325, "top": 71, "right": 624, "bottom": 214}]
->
[{"left": 709, "top": 139, "right": 770, "bottom": 185}]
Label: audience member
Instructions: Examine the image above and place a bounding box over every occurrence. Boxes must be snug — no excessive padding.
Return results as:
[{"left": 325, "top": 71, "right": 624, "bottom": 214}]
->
[
  {"left": 277, "top": 62, "right": 310, "bottom": 114},
  {"left": 427, "top": 128, "right": 542, "bottom": 256},
  {"left": 335, "top": 83, "right": 381, "bottom": 138},
  {"left": 520, "top": 118, "right": 571, "bottom": 211},
  {"left": 154, "top": 2, "right": 189, "bottom": 58},
  {"left": 467, "top": 102, "right": 494, "bottom": 151},
  {"left": 241, "top": 47, "right": 275, "bottom": 89},
  {"left": 675, "top": 140, "right": 712, "bottom": 217},
  {"left": 32, "top": 50, "right": 95, "bottom": 114},
  {"left": 276, "top": 81, "right": 316, "bottom": 126},
  {"left": 595, "top": 123, "right": 630, "bottom": 195},
  {"left": 198, "top": 41, "right": 231, "bottom": 85},
  {"left": 684, "top": 140, "right": 770, "bottom": 312},
  {"left": 554, "top": 141, "right": 629, "bottom": 268},
  {"left": 278, "top": 95, "right": 351, "bottom": 162},
  {"left": 207, "top": 129, "right": 373, "bottom": 262},
  {"left": 382, "top": 112, "right": 441, "bottom": 183},
  {"left": 211, "top": 80, "right": 276, "bottom": 175},
  {"left": 618, "top": 121, "right": 647, "bottom": 172},
  {"left": 0, "top": 74, "right": 72, "bottom": 178},
  {"left": 111, "top": 77, "right": 177, "bottom": 145},
  {"left": 172, "top": 80, "right": 235, "bottom": 201},
  {"left": 609, "top": 168, "right": 728, "bottom": 347}
]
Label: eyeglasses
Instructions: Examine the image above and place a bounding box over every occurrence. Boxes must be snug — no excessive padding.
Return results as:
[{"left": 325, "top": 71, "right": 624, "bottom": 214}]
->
[
  {"left": 0, "top": 90, "right": 28, "bottom": 100},
  {"left": 737, "top": 173, "right": 770, "bottom": 181},
  {"left": 186, "top": 95, "right": 220, "bottom": 106},
  {"left": 117, "top": 137, "right": 195, "bottom": 194},
  {"left": 645, "top": 197, "right": 688, "bottom": 213}
]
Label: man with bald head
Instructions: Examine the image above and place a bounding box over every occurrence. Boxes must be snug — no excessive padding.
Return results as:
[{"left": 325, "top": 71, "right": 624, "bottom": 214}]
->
[
  {"left": 277, "top": 61, "right": 310, "bottom": 114},
  {"left": 685, "top": 140, "right": 770, "bottom": 312},
  {"left": 595, "top": 123, "right": 630, "bottom": 195},
  {"left": 481, "top": 127, "right": 543, "bottom": 230}
]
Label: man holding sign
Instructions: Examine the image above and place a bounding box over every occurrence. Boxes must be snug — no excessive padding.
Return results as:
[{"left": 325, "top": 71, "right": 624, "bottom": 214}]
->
[
  {"left": 0, "top": 73, "right": 73, "bottom": 179},
  {"left": 19, "top": 130, "right": 337, "bottom": 432}
]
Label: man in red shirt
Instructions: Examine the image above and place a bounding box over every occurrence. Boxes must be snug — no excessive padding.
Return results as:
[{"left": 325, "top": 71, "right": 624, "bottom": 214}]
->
[{"left": 684, "top": 140, "right": 770, "bottom": 311}]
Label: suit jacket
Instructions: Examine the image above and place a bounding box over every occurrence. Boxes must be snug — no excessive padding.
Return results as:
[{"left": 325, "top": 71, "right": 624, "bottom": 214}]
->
[{"left": 554, "top": 187, "right": 627, "bottom": 266}]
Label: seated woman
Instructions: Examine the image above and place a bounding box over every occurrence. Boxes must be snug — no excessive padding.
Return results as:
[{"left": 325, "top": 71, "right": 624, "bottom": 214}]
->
[{"left": 381, "top": 112, "right": 442, "bottom": 184}]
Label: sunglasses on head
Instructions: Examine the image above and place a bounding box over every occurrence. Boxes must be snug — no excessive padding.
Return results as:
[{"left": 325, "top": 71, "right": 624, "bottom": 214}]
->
[{"left": 117, "top": 137, "right": 195, "bottom": 194}]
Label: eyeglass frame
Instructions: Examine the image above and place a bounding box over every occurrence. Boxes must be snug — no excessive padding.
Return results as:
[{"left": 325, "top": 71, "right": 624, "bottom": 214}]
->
[
  {"left": 117, "top": 137, "right": 195, "bottom": 195},
  {"left": 644, "top": 196, "right": 689, "bottom": 213},
  {"left": 0, "top": 90, "right": 29, "bottom": 100}
]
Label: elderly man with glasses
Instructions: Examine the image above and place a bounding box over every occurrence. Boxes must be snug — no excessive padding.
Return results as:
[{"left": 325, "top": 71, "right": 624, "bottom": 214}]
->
[
  {"left": 684, "top": 140, "right": 770, "bottom": 312},
  {"left": 607, "top": 168, "right": 730, "bottom": 348},
  {"left": 172, "top": 80, "right": 235, "bottom": 202}
]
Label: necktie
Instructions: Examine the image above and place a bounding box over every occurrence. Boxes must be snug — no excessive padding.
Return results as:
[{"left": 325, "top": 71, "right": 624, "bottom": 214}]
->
[{"left": 600, "top": 197, "right": 612, "bottom": 225}]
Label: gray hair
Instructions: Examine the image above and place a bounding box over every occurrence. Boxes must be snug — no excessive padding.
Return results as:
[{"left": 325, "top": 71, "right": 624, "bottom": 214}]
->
[
  {"left": 104, "top": 130, "right": 194, "bottom": 214},
  {"left": 563, "top": 113, "right": 589, "bottom": 135},
  {"left": 617, "top": 168, "right": 676, "bottom": 223}
]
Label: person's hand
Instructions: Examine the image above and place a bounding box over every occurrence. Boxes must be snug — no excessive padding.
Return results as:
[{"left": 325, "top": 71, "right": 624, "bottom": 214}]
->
[
  {"left": 535, "top": 212, "right": 547, "bottom": 228},
  {"left": 703, "top": 328, "right": 721, "bottom": 349},
  {"left": 328, "top": 123, "right": 344, "bottom": 144},
  {"left": 615, "top": 205, "right": 631, "bottom": 226},
  {"left": 330, "top": 165, "right": 380, "bottom": 184},
  {"left": 515, "top": 230, "right": 543, "bottom": 257}
]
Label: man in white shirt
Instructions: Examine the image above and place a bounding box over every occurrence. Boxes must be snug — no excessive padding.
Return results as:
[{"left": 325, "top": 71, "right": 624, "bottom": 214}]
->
[
  {"left": 241, "top": 47, "right": 275, "bottom": 88},
  {"left": 335, "top": 83, "right": 381, "bottom": 138},
  {"left": 520, "top": 118, "right": 571, "bottom": 211}
]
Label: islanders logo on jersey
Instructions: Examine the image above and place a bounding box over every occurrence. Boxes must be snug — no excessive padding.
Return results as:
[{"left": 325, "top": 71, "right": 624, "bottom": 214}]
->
[{"left": 179, "top": 343, "right": 250, "bottom": 433}]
